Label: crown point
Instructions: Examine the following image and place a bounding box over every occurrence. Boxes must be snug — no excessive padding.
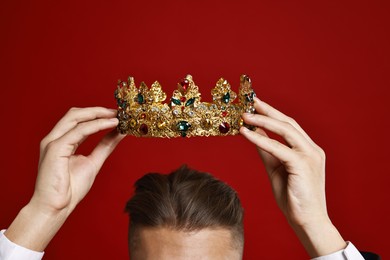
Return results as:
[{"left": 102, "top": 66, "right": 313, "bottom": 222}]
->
[
  {"left": 241, "top": 74, "right": 252, "bottom": 85},
  {"left": 180, "top": 78, "right": 190, "bottom": 93}
]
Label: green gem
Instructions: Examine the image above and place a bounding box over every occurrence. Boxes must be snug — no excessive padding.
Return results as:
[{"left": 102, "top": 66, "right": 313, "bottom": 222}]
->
[
  {"left": 185, "top": 98, "right": 195, "bottom": 106},
  {"left": 180, "top": 132, "right": 187, "bottom": 137},
  {"left": 137, "top": 94, "right": 144, "bottom": 104},
  {"left": 171, "top": 98, "right": 181, "bottom": 106},
  {"left": 222, "top": 92, "right": 230, "bottom": 104},
  {"left": 119, "top": 100, "right": 128, "bottom": 109},
  {"left": 177, "top": 121, "right": 191, "bottom": 131}
]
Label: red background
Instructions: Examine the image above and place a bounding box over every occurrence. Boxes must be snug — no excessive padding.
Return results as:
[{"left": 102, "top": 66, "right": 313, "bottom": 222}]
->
[{"left": 0, "top": 0, "right": 389, "bottom": 259}]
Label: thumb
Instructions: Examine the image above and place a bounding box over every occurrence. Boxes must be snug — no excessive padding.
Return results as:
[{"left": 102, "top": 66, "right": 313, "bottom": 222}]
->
[{"left": 88, "top": 129, "right": 126, "bottom": 174}]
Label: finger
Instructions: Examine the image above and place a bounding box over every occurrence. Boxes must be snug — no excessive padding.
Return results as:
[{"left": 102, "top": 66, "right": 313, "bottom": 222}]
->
[
  {"left": 251, "top": 128, "right": 282, "bottom": 172},
  {"left": 241, "top": 127, "right": 288, "bottom": 202},
  {"left": 253, "top": 97, "right": 316, "bottom": 145},
  {"left": 240, "top": 126, "right": 297, "bottom": 165},
  {"left": 242, "top": 113, "right": 312, "bottom": 151},
  {"left": 41, "top": 107, "right": 117, "bottom": 151},
  {"left": 88, "top": 130, "right": 126, "bottom": 172},
  {"left": 47, "top": 118, "right": 119, "bottom": 157}
]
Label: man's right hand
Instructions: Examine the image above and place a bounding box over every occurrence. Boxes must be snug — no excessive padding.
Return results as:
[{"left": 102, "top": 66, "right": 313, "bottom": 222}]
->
[{"left": 4, "top": 107, "right": 125, "bottom": 252}]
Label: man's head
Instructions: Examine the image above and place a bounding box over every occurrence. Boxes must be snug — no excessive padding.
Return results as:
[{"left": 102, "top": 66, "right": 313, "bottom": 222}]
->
[{"left": 125, "top": 165, "right": 244, "bottom": 259}]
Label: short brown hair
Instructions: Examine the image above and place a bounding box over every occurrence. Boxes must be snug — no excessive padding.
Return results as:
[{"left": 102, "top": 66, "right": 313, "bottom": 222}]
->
[{"left": 125, "top": 165, "right": 244, "bottom": 253}]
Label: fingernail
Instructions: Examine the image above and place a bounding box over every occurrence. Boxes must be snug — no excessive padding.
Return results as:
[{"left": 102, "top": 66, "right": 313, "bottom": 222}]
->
[
  {"left": 240, "top": 126, "right": 250, "bottom": 133},
  {"left": 109, "top": 118, "right": 119, "bottom": 123},
  {"left": 243, "top": 113, "right": 253, "bottom": 118}
]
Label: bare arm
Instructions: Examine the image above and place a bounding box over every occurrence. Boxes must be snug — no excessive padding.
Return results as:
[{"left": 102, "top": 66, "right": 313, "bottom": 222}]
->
[
  {"left": 240, "top": 97, "right": 346, "bottom": 258},
  {"left": 5, "top": 107, "right": 125, "bottom": 251}
]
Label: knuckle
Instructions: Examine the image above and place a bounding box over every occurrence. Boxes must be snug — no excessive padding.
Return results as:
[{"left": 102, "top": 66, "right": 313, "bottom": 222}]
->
[
  {"left": 40, "top": 137, "right": 48, "bottom": 150},
  {"left": 74, "top": 121, "right": 88, "bottom": 133},
  {"left": 45, "top": 140, "right": 59, "bottom": 151},
  {"left": 75, "top": 118, "right": 106, "bottom": 134},
  {"left": 286, "top": 116, "right": 297, "bottom": 125},
  {"left": 248, "top": 114, "right": 262, "bottom": 125},
  {"left": 66, "top": 107, "right": 79, "bottom": 115},
  {"left": 310, "top": 146, "right": 326, "bottom": 163},
  {"left": 268, "top": 138, "right": 284, "bottom": 151},
  {"left": 93, "top": 118, "right": 109, "bottom": 130},
  {"left": 317, "top": 146, "right": 326, "bottom": 159},
  {"left": 93, "top": 106, "right": 107, "bottom": 111},
  {"left": 64, "top": 107, "right": 76, "bottom": 118},
  {"left": 280, "top": 121, "right": 294, "bottom": 137},
  {"left": 285, "top": 116, "right": 301, "bottom": 130}
]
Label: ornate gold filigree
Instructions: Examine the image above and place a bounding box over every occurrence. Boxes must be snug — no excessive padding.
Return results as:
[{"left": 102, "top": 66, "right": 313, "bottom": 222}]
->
[{"left": 115, "top": 74, "right": 256, "bottom": 138}]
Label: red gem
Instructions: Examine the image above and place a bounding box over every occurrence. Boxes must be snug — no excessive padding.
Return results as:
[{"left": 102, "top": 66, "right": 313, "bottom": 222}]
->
[
  {"left": 181, "top": 106, "right": 185, "bottom": 111},
  {"left": 180, "top": 78, "right": 190, "bottom": 92},
  {"left": 219, "top": 122, "right": 230, "bottom": 134},
  {"left": 140, "top": 113, "right": 146, "bottom": 119},
  {"left": 180, "top": 96, "right": 186, "bottom": 102},
  {"left": 140, "top": 124, "right": 148, "bottom": 135},
  {"left": 222, "top": 111, "right": 228, "bottom": 117}
]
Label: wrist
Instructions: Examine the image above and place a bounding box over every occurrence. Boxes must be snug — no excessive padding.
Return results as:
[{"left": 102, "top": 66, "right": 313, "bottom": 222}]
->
[
  {"left": 28, "top": 194, "right": 73, "bottom": 218},
  {"left": 290, "top": 217, "right": 347, "bottom": 258},
  {"left": 4, "top": 202, "right": 69, "bottom": 252}
]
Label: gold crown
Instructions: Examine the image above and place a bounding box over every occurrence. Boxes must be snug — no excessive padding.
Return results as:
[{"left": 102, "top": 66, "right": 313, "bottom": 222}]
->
[{"left": 115, "top": 74, "right": 256, "bottom": 138}]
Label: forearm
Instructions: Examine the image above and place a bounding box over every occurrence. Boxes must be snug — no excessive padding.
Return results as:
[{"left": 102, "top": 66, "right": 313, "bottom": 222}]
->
[
  {"left": 291, "top": 217, "right": 347, "bottom": 258},
  {"left": 4, "top": 202, "right": 69, "bottom": 252}
]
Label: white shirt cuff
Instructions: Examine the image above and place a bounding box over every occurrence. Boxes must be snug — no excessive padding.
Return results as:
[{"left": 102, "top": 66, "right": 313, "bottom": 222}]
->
[
  {"left": 311, "top": 242, "right": 364, "bottom": 260},
  {"left": 0, "top": 230, "right": 44, "bottom": 260}
]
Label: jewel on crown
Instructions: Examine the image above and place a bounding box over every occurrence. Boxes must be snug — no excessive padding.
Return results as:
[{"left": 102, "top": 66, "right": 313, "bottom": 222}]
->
[{"left": 114, "top": 74, "right": 256, "bottom": 138}]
